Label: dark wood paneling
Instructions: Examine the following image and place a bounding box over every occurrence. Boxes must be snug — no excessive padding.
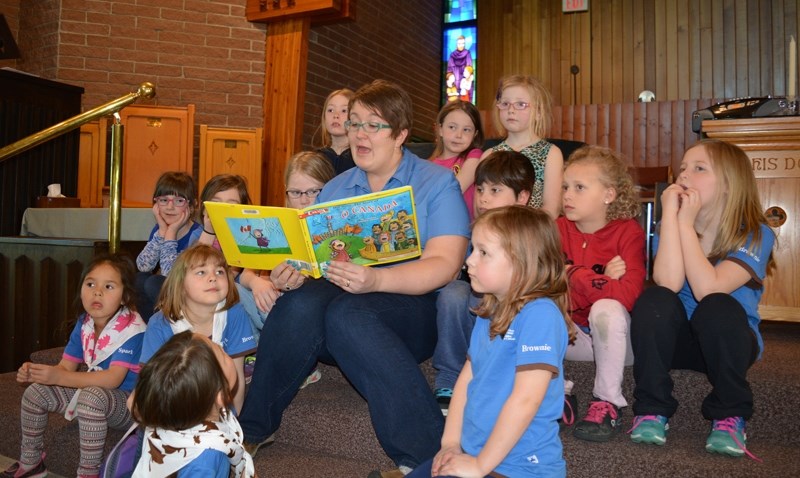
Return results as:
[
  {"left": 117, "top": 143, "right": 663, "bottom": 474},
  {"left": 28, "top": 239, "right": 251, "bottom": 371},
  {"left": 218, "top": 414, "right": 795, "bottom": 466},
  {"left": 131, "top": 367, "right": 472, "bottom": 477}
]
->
[
  {"left": 477, "top": 0, "right": 800, "bottom": 106},
  {"left": 0, "top": 69, "right": 84, "bottom": 236},
  {"left": 551, "top": 99, "right": 719, "bottom": 171},
  {"left": 0, "top": 238, "right": 145, "bottom": 373}
]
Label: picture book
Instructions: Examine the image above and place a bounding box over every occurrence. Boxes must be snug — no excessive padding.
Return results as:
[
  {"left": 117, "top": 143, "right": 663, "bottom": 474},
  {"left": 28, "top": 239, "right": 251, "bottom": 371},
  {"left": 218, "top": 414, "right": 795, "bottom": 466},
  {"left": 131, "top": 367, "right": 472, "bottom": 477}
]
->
[{"left": 205, "top": 186, "right": 422, "bottom": 279}]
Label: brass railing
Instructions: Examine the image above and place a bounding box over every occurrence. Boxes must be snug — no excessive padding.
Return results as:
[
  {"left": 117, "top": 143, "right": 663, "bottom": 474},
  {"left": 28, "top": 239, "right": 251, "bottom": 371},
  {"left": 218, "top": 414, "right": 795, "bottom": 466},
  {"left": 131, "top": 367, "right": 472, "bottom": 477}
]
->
[{"left": 0, "top": 82, "right": 156, "bottom": 253}]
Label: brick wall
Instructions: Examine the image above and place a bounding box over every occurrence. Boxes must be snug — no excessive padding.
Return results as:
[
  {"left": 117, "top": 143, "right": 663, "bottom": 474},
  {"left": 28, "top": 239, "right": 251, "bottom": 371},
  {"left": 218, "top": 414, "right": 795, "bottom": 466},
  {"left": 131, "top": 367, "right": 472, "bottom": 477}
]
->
[
  {"left": 2, "top": 0, "right": 442, "bottom": 159},
  {"left": 303, "top": 0, "right": 443, "bottom": 145}
]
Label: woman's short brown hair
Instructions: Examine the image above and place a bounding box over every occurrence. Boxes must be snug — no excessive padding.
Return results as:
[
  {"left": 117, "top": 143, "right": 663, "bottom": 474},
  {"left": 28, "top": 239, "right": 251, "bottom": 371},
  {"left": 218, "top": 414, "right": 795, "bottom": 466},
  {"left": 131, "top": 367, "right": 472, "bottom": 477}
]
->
[{"left": 348, "top": 79, "right": 413, "bottom": 141}]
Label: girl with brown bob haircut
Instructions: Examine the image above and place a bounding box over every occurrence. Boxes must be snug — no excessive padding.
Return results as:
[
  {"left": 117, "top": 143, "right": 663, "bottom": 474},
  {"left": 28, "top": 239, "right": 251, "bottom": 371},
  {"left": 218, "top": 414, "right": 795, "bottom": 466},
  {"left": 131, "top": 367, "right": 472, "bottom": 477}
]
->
[{"left": 141, "top": 244, "right": 256, "bottom": 414}]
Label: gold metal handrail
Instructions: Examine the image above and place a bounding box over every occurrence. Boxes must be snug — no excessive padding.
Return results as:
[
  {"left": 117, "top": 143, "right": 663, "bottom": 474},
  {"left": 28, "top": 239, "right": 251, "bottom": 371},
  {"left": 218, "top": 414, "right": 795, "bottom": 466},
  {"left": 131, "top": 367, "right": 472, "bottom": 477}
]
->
[
  {"left": 0, "top": 82, "right": 155, "bottom": 161},
  {"left": 0, "top": 82, "right": 156, "bottom": 253}
]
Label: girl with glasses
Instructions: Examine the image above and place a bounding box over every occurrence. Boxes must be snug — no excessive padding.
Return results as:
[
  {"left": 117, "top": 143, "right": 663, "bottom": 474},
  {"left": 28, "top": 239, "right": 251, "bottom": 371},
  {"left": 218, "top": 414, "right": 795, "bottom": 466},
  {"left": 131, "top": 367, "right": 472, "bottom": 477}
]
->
[
  {"left": 234, "top": 152, "right": 333, "bottom": 335},
  {"left": 135, "top": 171, "right": 200, "bottom": 321},
  {"left": 283, "top": 151, "right": 335, "bottom": 209},
  {"left": 236, "top": 151, "right": 334, "bottom": 391},
  {"left": 483, "top": 75, "right": 563, "bottom": 219}
]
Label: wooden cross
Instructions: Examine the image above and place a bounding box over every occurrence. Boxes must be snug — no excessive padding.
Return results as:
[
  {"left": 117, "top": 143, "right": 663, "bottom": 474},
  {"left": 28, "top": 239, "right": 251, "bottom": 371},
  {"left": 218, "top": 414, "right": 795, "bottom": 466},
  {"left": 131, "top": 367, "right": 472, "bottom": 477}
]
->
[{"left": 246, "top": 0, "right": 355, "bottom": 207}]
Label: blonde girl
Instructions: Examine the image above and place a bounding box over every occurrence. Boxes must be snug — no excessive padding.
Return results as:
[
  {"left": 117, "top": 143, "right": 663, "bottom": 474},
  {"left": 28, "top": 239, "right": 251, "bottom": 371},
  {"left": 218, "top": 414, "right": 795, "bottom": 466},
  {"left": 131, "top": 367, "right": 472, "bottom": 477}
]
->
[
  {"left": 429, "top": 100, "right": 485, "bottom": 220},
  {"left": 408, "top": 206, "right": 575, "bottom": 478},
  {"left": 557, "top": 146, "right": 646, "bottom": 442},
  {"left": 240, "top": 151, "right": 334, "bottom": 390},
  {"left": 132, "top": 331, "right": 254, "bottom": 477},
  {"left": 139, "top": 245, "right": 256, "bottom": 413},
  {"left": 483, "top": 75, "right": 563, "bottom": 219},
  {"left": 316, "top": 88, "right": 356, "bottom": 174},
  {"left": 6, "top": 254, "right": 146, "bottom": 478},
  {"left": 629, "top": 140, "right": 775, "bottom": 460},
  {"left": 240, "top": 151, "right": 335, "bottom": 332}
]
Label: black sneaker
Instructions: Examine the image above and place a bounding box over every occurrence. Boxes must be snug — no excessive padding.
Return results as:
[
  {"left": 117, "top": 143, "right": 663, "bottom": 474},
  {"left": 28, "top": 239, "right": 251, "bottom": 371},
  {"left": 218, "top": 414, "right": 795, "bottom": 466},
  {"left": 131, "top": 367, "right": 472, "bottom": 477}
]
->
[
  {"left": 558, "top": 393, "right": 578, "bottom": 431},
  {"left": 434, "top": 388, "right": 453, "bottom": 416},
  {"left": 573, "top": 399, "right": 622, "bottom": 442}
]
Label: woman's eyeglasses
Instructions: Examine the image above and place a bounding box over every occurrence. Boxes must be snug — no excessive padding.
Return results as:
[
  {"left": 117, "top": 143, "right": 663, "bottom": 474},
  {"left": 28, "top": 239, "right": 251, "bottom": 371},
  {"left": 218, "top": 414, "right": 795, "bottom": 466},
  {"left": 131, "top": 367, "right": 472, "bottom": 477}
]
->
[
  {"left": 154, "top": 195, "right": 189, "bottom": 207},
  {"left": 343, "top": 120, "right": 392, "bottom": 134},
  {"left": 495, "top": 100, "right": 531, "bottom": 111},
  {"left": 285, "top": 188, "right": 323, "bottom": 199}
]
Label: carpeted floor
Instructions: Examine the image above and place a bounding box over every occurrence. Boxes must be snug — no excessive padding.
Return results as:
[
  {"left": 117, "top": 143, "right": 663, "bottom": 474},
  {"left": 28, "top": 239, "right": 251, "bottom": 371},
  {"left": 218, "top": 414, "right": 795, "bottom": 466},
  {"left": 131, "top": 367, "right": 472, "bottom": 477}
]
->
[{"left": 0, "top": 321, "right": 798, "bottom": 477}]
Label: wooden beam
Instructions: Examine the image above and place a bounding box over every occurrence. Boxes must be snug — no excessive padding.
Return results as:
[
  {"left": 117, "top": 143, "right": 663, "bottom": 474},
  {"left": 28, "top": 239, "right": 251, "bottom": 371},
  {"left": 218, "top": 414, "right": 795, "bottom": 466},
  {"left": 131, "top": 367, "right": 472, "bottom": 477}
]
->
[
  {"left": 246, "top": 0, "right": 341, "bottom": 23},
  {"left": 261, "top": 17, "right": 310, "bottom": 207}
]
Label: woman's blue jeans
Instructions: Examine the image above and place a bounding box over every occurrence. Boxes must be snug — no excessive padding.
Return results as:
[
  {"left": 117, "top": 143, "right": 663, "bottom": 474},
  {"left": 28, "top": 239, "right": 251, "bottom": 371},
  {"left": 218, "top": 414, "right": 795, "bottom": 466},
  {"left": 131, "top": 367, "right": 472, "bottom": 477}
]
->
[
  {"left": 238, "top": 277, "right": 444, "bottom": 468},
  {"left": 431, "top": 279, "right": 480, "bottom": 390}
]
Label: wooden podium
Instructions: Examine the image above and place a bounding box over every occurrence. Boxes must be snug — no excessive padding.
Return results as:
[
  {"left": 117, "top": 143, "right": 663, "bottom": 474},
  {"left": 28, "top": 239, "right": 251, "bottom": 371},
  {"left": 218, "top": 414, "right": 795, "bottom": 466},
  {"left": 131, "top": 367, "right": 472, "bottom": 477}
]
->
[{"left": 703, "top": 117, "right": 800, "bottom": 322}]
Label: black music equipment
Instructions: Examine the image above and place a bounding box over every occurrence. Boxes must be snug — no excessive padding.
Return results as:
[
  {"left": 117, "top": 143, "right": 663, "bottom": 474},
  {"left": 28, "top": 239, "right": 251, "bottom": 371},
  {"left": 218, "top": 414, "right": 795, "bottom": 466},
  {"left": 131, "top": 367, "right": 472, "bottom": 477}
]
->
[{"left": 692, "top": 97, "right": 796, "bottom": 134}]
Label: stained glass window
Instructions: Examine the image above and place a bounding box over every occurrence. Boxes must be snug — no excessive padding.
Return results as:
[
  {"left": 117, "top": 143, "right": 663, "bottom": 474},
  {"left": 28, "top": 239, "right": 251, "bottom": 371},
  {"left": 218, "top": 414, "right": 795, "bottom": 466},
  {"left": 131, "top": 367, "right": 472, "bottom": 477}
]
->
[
  {"left": 444, "top": 0, "right": 476, "bottom": 23},
  {"left": 442, "top": 2, "right": 477, "bottom": 105}
]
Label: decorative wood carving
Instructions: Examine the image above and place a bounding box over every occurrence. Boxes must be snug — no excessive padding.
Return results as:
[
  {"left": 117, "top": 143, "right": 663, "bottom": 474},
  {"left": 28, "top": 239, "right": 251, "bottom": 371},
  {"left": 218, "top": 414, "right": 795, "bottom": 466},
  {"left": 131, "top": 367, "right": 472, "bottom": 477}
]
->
[{"left": 246, "top": 0, "right": 354, "bottom": 24}]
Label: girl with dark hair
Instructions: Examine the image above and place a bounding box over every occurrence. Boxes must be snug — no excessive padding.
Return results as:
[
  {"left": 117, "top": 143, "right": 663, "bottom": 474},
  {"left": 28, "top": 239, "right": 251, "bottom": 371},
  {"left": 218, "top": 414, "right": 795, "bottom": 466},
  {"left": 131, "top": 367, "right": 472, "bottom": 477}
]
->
[
  {"left": 135, "top": 171, "right": 201, "bottom": 320},
  {"left": 131, "top": 331, "right": 254, "bottom": 477},
  {"left": 6, "top": 254, "right": 146, "bottom": 478},
  {"left": 429, "top": 100, "right": 485, "bottom": 221}
]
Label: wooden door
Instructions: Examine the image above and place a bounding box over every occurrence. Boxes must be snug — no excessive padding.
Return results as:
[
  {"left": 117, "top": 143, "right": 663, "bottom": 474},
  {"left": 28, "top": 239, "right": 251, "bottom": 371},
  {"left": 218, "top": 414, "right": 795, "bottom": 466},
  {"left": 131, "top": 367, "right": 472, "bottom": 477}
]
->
[
  {"left": 77, "top": 120, "right": 107, "bottom": 208},
  {"left": 199, "top": 126, "right": 263, "bottom": 201},
  {"left": 118, "top": 104, "right": 195, "bottom": 207}
]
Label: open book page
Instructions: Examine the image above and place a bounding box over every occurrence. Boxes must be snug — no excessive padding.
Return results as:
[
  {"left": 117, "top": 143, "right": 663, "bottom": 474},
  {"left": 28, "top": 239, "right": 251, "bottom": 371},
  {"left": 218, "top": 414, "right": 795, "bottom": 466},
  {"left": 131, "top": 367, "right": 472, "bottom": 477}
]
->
[
  {"left": 299, "top": 186, "right": 421, "bottom": 275},
  {"left": 205, "top": 186, "right": 421, "bottom": 279},
  {"left": 205, "top": 203, "right": 313, "bottom": 272}
]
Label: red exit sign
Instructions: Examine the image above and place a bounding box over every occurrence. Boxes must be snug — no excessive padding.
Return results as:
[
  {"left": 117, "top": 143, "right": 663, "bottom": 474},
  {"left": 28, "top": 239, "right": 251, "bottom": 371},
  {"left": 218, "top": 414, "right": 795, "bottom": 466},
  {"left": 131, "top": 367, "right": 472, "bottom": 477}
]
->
[{"left": 563, "top": 0, "right": 588, "bottom": 13}]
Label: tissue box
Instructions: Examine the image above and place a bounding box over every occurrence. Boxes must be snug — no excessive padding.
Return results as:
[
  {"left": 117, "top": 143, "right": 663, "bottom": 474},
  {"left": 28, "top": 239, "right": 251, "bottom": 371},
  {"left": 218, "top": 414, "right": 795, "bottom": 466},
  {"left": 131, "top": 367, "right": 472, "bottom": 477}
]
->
[{"left": 35, "top": 196, "right": 81, "bottom": 208}]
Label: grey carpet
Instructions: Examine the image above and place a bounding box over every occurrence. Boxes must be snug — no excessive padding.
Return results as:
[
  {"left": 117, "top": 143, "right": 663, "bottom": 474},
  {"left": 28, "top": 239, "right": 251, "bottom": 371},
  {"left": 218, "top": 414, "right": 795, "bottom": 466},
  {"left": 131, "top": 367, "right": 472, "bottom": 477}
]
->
[{"left": 0, "top": 321, "right": 797, "bottom": 477}]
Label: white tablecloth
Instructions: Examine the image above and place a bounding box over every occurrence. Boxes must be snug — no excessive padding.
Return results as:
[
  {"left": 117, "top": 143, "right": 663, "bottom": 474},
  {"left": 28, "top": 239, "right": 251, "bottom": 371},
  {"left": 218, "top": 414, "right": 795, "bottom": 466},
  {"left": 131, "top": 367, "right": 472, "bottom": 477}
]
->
[{"left": 20, "top": 208, "right": 155, "bottom": 241}]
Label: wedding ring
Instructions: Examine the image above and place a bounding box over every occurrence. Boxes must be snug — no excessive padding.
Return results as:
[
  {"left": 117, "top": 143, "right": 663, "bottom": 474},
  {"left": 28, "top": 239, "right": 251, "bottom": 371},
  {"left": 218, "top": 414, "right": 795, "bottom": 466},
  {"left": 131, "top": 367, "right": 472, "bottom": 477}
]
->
[{"left": 345, "top": 280, "right": 351, "bottom": 288}]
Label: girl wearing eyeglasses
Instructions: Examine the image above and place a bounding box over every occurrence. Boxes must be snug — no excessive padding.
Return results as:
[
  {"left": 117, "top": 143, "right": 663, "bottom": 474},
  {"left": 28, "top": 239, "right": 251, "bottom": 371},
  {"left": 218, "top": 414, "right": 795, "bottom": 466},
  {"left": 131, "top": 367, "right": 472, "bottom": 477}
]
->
[
  {"left": 236, "top": 151, "right": 333, "bottom": 344},
  {"left": 283, "top": 151, "right": 336, "bottom": 209},
  {"left": 482, "top": 75, "right": 563, "bottom": 219},
  {"left": 135, "top": 171, "right": 201, "bottom": 321}
]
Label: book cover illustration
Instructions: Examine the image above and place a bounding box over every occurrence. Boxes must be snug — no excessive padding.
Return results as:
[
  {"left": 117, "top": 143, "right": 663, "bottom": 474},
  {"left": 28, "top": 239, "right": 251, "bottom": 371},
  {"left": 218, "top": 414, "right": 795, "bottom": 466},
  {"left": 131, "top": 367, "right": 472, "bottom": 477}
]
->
[{"left": 205, "top": 186, "right": 421, "bottom": 278}]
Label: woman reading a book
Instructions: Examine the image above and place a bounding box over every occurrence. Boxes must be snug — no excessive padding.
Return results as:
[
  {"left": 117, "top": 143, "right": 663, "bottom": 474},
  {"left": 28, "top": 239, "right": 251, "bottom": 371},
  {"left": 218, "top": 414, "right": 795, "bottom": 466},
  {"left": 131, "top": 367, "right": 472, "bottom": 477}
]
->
[{"left": 237, "top": 79, "right": 471, "bottom": 473}]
